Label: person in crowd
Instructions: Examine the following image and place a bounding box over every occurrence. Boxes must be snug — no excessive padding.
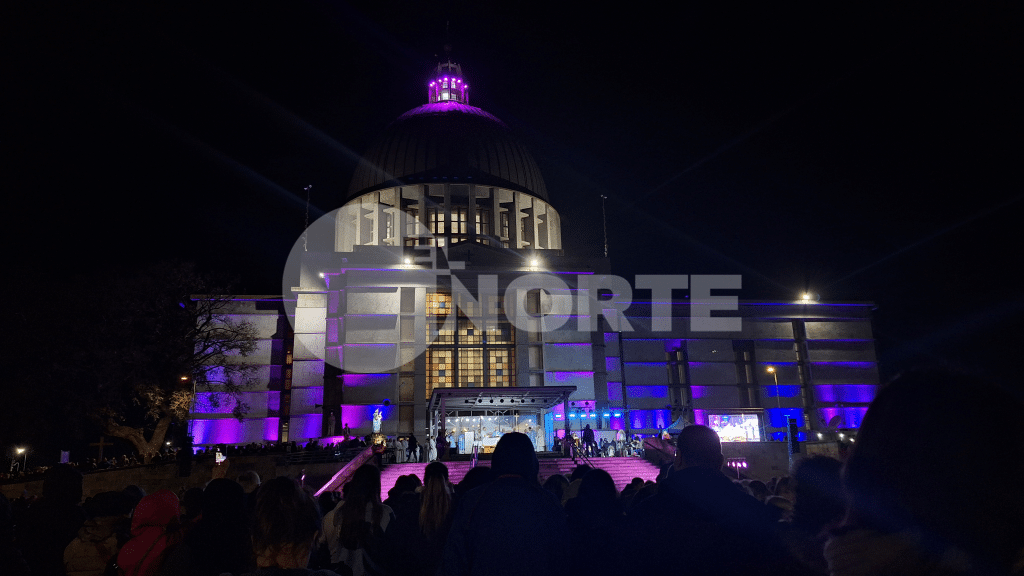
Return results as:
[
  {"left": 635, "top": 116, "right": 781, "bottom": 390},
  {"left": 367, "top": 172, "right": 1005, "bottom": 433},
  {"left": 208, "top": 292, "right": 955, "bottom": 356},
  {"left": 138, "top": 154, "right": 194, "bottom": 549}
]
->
[
  {"left": 17, "top": 463, "right": 86, "bottom": 576},
  {"left": 408, "top": 435, "right": 419, "bottom": 463},
  {"left": 179, "top": 487, "right": 204, "bottom": 523},
  {"left": 162, "top": 478, "right": 254, "bottom": 576},
  {"left": 561, "top": 464, "right": 592, "bottom": 505},
  {"left": 236, "top": 470, "right": 262, "bottom": 520},
  {"left": 250, "top": 476, "right": 341, "bottom": 576},
  {"left": 386, "top": 437, "right": 398, "bottom": 463},
  {"left": 541, "top": 474, "right": 569, "bottom": 504},
  {"left": 237, "top": 471, "right": 261, "bottom": 495},
  {"left": 747, "top": 479, "right": 770, "bottom": 502},
  {"left": 565, "top": 469, "right": 624, "bottom": 574},
  {"left": 324, "top": 464, "right": 393, "bottom": 576},
  {"left": 582, "top": 424, "right": 598, "bottom": 458},
  {"left": 627, "top": 480, "right": 658, "bottom": 514},
  {"left": 397, "top": 437, "right": 407, "bottom": 463},
  {"left": 825, "top": 370, "right": 1024, "bottom": 576},
  {"left": 383, "top": 474, "right": 421, "bottom": 523},
  {"left": 116, "top": 489, "right": 184, "bottom": 576},
  {"left": 427, "top": 436, "right": 438, "bottom": 462},
  {"left": 776, "top": 455, "right": 844, "bottom": 575},
  {"left": 440, "top": 432, "right": 567, "bottom": 576},
  {"left": 122, "top": 486, "right": 146, "bottom": 511},
  {"left": 1, "top": 493, "right": 30, "bottom": 576},
  {"left": 389, "top": 462, "right": 454, "bottom": 576},
  {"left": 453, "top": 466, "right": 495, "bottom": 500},
  {"left": 625, "top": 424, "right": 792, "bottom": 575},
  {"left": 63, "top": 491, "right": 132, "bottom": 576}
]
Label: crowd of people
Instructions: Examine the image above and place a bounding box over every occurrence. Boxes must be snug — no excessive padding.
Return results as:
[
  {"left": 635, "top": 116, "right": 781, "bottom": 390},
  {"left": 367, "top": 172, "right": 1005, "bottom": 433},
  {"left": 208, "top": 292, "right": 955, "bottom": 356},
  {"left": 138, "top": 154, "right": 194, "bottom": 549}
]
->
[
  {"left": 552, "top": 424, "right": 645, "bottom": 459},
  {"left": 1, "top": 369, "right": 1023, "bottom": 575},
  {"left": 2, "top": 439, "right": 377, "bottom": 483},
  {"left": 2, "top": 450, "right": 181, "bottom": 482}
]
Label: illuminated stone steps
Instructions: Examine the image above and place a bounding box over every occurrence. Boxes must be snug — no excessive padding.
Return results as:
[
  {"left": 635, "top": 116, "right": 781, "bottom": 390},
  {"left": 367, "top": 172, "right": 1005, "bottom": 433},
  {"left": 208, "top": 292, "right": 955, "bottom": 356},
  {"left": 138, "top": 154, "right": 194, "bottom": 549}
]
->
[{"left": 378, "top": 457, "right": 660, "bottom": 500}]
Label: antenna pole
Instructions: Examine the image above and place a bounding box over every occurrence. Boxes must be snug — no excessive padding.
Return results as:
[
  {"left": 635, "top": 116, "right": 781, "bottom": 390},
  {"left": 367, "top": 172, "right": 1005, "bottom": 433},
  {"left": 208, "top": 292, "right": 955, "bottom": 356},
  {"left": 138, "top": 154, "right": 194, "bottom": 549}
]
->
[
  {"left": 600, "top": 195, "right": 609, "bottom": 258},
  {"left": 303, "top": 185, "right": 312, "bottom": 252}
]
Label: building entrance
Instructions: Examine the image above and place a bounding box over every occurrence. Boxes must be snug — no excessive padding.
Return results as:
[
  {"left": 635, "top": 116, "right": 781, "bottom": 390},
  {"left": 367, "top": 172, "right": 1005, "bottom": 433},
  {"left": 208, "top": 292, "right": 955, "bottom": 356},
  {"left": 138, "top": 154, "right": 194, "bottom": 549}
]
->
[
  {"left": 445, "top": 412, "right": 541, "bottom": 454},
  {"left": 428, "top": 386, "right": 576, "bottom": 456}
]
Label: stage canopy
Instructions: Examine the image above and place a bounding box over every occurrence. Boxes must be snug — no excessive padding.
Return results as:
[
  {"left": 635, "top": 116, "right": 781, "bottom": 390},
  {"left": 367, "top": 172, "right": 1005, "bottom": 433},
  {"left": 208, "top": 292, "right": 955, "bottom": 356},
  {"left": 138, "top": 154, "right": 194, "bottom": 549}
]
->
[{"left": 427, "top": 386, "right": 577, "bottom": 415}]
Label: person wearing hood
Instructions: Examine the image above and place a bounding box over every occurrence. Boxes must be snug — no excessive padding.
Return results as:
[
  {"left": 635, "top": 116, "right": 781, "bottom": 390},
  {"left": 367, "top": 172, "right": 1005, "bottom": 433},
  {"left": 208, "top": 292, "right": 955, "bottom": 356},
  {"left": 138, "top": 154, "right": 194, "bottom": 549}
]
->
[
  {"left": 63, "top": 491, "right": 132, "bottom": 576},
  {"left": 439, "top": 432, "right": 567, "bottom": 576},
  {"left": 115, "top": 490, "right": 183, "bottom": 576}
]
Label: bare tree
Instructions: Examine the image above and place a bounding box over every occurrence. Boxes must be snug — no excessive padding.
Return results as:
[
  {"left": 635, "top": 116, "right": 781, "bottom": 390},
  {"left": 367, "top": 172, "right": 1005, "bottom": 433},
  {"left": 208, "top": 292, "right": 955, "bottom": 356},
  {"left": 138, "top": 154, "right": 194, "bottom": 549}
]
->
[{"left": 91, "top": 262, "right": 258, "bottom": 461}]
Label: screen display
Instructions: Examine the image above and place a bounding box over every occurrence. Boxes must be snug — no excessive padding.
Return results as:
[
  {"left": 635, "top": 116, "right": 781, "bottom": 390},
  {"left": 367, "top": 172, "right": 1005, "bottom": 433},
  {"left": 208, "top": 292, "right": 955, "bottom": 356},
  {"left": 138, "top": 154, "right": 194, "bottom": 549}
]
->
[{"left": 707, "top": 413, "right": 762, "bottom": 442}]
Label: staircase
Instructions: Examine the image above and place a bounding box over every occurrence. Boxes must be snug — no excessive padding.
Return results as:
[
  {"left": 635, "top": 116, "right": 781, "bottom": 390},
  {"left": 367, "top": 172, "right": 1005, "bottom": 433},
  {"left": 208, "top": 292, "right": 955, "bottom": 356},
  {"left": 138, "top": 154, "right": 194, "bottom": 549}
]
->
[{"left": 377, "top": 457, "right": 661, "bottom": 501}]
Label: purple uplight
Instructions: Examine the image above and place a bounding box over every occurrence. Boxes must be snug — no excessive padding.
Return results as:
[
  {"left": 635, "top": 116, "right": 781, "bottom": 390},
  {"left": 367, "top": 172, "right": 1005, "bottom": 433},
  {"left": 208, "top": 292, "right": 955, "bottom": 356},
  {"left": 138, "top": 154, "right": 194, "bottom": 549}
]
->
[
  {"left": 547, "top": 371, "right": 593, "bottom": 382},
  {"left": 813, "top": 384, "right": 877, "bottom": 403},
  {"left": 193, "top": 393, "right": 237, "bottom": 414},
  {"left": 626, "top": 386, "right": 668, "bottom": 400},
  {"left": 344, "top": 373, "right": 392, "bottom": 387},
  {"left": 692, "top": 410, "right": 708, "bottom": 426},
  {"left": 339, "top": 404, "right": 395, "bottom": 433},
  {"left": 290, "top": 414, "right": 324, "bottom": 441},
  {"left": 817, "top": 406, "right": 868, "bottom": 429},
  {"left": 765, "top": 408, "right": 805, "bottom": 428},
  {"left": 762, "top": 385, "right": 802, "bottom": 398},
  {"left": 607, "top": 382, "right": 623, "bottom": 403},
  {"left": 192, "top": 417, "right": 279, "bottom": 445}
]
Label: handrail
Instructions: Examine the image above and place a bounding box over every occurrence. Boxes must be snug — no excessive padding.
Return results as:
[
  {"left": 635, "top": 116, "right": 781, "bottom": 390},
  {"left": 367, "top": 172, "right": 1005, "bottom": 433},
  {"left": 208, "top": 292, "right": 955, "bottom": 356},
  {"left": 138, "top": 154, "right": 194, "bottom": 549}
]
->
[
  {"left": 470, "top": 444, "right": 479, "bottom": 468},
  {"left": 313, "top": 445, "right": 376, "bottom": 497}
]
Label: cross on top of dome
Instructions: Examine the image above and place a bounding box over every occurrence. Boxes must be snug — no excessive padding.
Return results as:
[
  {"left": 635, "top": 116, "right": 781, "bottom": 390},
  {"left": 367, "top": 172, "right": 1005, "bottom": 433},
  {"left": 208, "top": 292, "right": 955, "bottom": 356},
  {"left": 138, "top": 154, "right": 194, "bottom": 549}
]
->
[{"left": 428, "top": 59, "right": 469, "bottom": 104}]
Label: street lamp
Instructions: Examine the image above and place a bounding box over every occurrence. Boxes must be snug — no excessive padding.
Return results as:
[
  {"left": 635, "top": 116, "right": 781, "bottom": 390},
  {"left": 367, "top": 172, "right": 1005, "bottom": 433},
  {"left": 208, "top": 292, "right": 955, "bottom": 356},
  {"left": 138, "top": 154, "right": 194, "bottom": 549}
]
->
[
  {"left": 766, "top": 366, "right": 781, "bottom": 409},
  {"left": 182, "top": 375, "right": 195, "bottom": 439},
  {"left": 15, "top": 447, "right": 27, "bottom": 472}
]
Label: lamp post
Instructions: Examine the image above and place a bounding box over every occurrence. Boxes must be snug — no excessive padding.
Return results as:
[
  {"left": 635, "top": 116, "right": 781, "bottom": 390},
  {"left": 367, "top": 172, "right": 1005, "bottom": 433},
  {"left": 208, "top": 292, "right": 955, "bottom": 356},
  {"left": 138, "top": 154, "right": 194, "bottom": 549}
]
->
[
  {"left": 15, "top": 447, "right": 27, "bottom": 472},
  {"left": 767, "top": 366, "right": 795, "bottom": 468},
  {"left": 182, "top": 375, "right": 194, "bottom": 440},
  {"left": 766, "top": 366, "right": 781, "bottom": 409}
]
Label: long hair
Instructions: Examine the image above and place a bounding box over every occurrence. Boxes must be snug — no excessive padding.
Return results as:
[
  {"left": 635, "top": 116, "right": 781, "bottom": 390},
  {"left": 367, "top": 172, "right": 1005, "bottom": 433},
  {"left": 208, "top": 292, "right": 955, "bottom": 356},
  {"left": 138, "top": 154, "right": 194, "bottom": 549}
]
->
[
  {"left": 251, "top": 477, "right": 320, "bottom": 563},
  {"left": 842, "top": 369, "right": 1024, "bottom": 573},
  {"left": 337, "top": 464, "right": 384, "bottom": 550},
  {"left": 419, "top": 462, "right": 451, "bottom": 538}
]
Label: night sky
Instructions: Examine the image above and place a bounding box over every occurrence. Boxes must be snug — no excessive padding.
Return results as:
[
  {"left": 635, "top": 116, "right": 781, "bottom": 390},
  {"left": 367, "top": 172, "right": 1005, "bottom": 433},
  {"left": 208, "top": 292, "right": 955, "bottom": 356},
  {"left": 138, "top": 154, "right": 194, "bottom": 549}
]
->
[{"left": 5, "top": 2, "right": 1022, "bottom": 392}]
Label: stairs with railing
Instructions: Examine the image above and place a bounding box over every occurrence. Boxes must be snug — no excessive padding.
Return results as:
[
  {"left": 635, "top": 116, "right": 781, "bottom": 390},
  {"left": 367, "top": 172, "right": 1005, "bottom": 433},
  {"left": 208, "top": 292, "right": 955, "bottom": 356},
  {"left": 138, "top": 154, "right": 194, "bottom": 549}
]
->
[{"left": 374, "top": 456, "right": 661, "bottom": 501}]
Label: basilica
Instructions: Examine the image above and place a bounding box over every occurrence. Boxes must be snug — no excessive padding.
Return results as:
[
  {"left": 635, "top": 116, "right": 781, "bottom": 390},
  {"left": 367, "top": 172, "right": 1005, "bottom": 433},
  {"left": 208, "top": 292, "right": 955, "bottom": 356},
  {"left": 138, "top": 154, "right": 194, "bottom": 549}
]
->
[{"left": 188, "top": 58, "right": 880, "bottom": 454}]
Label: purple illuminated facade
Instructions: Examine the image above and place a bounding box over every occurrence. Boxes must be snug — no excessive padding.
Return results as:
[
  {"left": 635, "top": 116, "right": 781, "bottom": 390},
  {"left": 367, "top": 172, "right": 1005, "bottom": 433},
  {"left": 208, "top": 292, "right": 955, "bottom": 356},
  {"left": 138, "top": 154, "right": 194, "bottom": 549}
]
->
[{"left": 188, "top": 57, "right": 880, "bottom": 452}]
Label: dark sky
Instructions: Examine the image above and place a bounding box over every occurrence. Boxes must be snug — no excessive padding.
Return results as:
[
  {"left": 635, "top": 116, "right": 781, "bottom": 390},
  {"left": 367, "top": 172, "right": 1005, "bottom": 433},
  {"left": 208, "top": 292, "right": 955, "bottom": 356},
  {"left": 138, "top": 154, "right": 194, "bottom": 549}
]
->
[{"left": 5, "top": 1, "right": 1022, "bottom": 389}]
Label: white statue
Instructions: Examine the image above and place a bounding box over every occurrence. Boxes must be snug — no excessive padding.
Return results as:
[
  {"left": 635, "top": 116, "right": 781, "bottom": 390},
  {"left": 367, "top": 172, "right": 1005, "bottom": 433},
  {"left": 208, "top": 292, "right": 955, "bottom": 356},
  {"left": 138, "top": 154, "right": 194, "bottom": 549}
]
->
[{"left": 372, "top": 408, "right": 383, "bottom": 433}]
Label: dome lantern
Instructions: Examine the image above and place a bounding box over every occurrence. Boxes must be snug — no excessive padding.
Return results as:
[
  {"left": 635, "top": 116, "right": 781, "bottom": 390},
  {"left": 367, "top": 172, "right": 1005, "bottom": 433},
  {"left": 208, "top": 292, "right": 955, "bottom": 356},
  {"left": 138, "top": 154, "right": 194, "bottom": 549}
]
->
[{"left": 428, "top": 60, "right": 469, "bottom": 104}]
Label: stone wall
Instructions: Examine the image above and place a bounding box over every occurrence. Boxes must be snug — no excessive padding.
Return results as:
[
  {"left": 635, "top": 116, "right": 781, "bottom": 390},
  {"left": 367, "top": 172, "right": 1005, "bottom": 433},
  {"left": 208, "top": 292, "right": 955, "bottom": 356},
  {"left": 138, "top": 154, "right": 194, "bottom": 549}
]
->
[{"left": 721, "top": 441, "right": 842, "bottom": 480}]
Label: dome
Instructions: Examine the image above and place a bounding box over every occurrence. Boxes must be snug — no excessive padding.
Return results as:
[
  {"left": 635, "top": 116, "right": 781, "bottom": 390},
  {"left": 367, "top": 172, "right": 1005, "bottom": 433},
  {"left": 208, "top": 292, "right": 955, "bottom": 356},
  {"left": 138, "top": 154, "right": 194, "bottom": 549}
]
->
[{"left": 346, "top": 101, "right": 549, "bottom": 203}]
